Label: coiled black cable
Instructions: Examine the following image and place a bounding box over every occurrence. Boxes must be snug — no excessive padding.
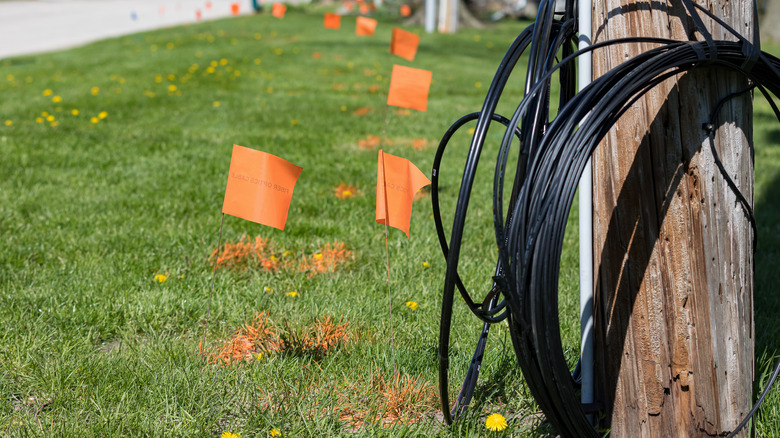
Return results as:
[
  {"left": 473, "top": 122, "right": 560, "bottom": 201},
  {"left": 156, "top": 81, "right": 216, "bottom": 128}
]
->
[{"left": 433, "top": 0, "right": 780, "bottom": 435}]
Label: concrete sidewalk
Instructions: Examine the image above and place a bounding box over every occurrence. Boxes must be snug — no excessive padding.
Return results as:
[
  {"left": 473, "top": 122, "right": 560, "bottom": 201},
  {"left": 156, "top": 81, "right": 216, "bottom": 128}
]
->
[{"left": 0, "top": 0, "right": 259, "bottom": 60}]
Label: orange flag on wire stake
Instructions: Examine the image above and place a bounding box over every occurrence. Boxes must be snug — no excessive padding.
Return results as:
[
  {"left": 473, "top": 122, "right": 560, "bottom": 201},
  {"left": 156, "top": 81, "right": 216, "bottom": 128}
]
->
[
  {"left": 387, "top": 64, "right": 432, "bottom": 112},
  {"left": 272, "top": 3, "right": 287, "bottom": 18},
  {"left": 324, "top": 12, "right": 341, "bottom": 29},
  {"left": 356, "top": 16, "right": 377, "bottom": 36},
  {"left": 390, "top": 27, "right": 419, "bottom": 61},
  {"left": 222, "top": 144, "right": 302, "bottom": 230},
  {"left": 230, "top": 3, "right": 240, "bottom": 15},
  {"left": 376, "top": 150, "right": 431, "bottom": 237},
  {"left": 400, "top": 4, "right": 412, "bottom": 16}
]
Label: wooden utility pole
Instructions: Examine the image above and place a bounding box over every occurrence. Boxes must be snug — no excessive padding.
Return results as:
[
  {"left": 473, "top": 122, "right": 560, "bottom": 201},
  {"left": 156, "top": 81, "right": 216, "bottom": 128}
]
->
[{"left": 591, "top": 0, "right": 755, "bottom": 436}]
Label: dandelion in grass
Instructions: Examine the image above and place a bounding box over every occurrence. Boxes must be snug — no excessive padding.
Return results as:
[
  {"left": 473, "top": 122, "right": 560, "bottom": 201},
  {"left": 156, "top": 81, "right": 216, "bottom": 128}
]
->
[
  {"left": 269, "top": 429, "right": 281, "bottom": 437},
  {"left": 6, "top": 74, "right": 13, "bottom": 81},
  {"left": 35, "top": 117, "right": 44, "bottom": 123},
  {"left": 313, "top": 253, "right": 323, "bottom": 261},
  {"left": 406, "top": 301, "right": 418, "bottom": 310},
  {"left": 90, "top": 116, "right": 99, "bottom": 124},
  {"left": 282, "top": 250, "right": 292, "bottom": 257},
  {"left": 221, "top": 432, "right": 241, "bottom": 438},
  {"left": 43, "top": 89, "right": 52, "bottom": 96},
  {"left": 213, "top": 101, "right": 221, "bottom": 107},
  {"left": 71, "top": 109, "right": 79, "bottom": 116},
  {"left": 168, "top": 85, "right": 177, "bottom": 93},
  {"left": 291, "top": 120, "right": 298, "bottom": 125},
  {"left": 4, "top": 120, "right": 12, "bottom": 126},
  {"left": 98, "top": 111, "right": 108, "bottom": 119},
  {"left": 154, "top": 274, "right": 167, "bottom": 283},
  {"left": 422, "top": 262, "right": 430, "bottom": 268},
  {"left": 264, "top": 286, "right": 273, "bottom": 293},
  {"left": 334, "top": 183, "right": 357, "bottom": 200},
  {"left": 52, "top": 95, "right": 62, "bottom": 103},
  {"left": 485, "top": 413, "right": 508, "bottom": 431},
  {"left": 286, "top": 291, "right": 298, "bottom": 298},
  {"left": 91, "top": 86, "right": 99, "bottom": 95},
  {"left": 46, "top": 115, "right": 55, "bottom": 122},
  {"left": 50, "top": 121, "right": 59, "bottom": 127}
]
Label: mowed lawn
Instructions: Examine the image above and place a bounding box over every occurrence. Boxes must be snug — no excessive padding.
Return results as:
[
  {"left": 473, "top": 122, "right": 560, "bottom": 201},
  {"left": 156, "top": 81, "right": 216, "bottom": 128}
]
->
[{"left": 2, "top": 6, "right": 780, "bottom": 437}]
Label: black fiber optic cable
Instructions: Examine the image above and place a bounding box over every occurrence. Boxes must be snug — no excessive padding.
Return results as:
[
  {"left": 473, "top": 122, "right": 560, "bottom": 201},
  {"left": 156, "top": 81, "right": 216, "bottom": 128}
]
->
[{"left": 433, "top": 0, "right": 780, "bottom": 435}]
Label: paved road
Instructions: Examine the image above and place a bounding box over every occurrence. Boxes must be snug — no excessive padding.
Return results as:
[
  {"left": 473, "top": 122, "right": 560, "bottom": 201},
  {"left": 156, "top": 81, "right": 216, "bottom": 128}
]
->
[{"left": 0, "top": 0, "right": 259, "bottom": 59}]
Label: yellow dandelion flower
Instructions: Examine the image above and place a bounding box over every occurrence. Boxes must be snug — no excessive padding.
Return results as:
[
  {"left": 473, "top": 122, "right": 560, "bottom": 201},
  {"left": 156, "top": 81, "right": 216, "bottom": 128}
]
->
[
  {"left": 468, "top": 128, "right": 476, "bottom": 135},
  {"left": 43, "top": 89, "right": 52, "bottom": 96},
  {"left": 282, "top": 250, "right": 292, "bottom": 257},
  {"left": 71, "top": 109, "right": 79, "bottom": 116},
  {"left": 313, "top": 253, "right": 323, "bottom": 261},
  {"left": 340, "top": 106, "right": 347, "bottom": 111},
  {"left": 46, "top": 115, "right": 55, "bottom": 122},
  {"left": 485, "top": 413, "right": 508, "bottom": 431},
  {"left": 264, "top": 286, "right": 273, "bottom": 293},
  {"left": 221, "top": 432, "right": 241, "bottom": 438},
  {"left": 474, "top": 35, "right": 482, "bottom": 42},
  {"left": 286, "top": 291, "right": 298, "bottom": 297},
  {"left": 254, "top": 58, "right": 262, "bottom": 64},
  {"left": 267, "top": 87, "right": 274, "bottom": 93},
  {"left": 206, "top": 66, "right": 215, "bottom": 74},
  {"left": 270, "top": 255, "right": 278, "bottom": 261},
  {"left": 210, "top": 60, "right": 218, "bottom": 67},
  {"left": 4, "top": 120, "right": 12, "bottom": 126},
  {"left": 52, "top": 95, "right": 62, "bottom": 103},
  {"left": 475, "top": 81, "right": 482, "bottom": 88},
  {"left": 41, "top": 111, "right": 49, "bottom": 117},
  {"left": 168, "top": 84, "right": 177, "bottom": 92},
  {"left": 291, "top": 120, "right": 298, "bottom": 125},
  {"left": 118, "top": 77, "right": 126, "bottom": 84},
  {"left": 154, "top": 274, "right": 167, "bottom": 283},
  {"left": 254, "top": 33, "right": 262, "bottom": 40},
  {"left": 167, "top": 74, "right": 176, "bottom": 81},
  {"left": 270, "top": 428, "right": 281, "bottom": 437},
  {"left": 255, "top": 352, "right": 263, "bottom": 360},
  {"left": 6, "top": 74, "right": 13, "bottom": 81},
  {"left": 90, "top": 117, "right": 99, "bottom": 124},
  {"left": 155, "top": 75, "right": 163, "bottom": 83},
  {"left": 422, "top": 262, "right": 431, "bottom": 268},
  {"left": 220, "top": 58, "right": 228, "bottom": 65},
  {"left": 35, "top": 117, "right": 43, "bottom": 123},
  {"left": 50, "top": 121, "right": 59, "bottom": 127},
  {"left": 166, "top": 42, "right": 174, "bottom": 50},
  {"left": 213, "top": 101, "right": 221, "bottom": 107},
  {"left": 274, "top": 48, "right": 283, "bottom": 55},
  {"left": 91, "top": 86, "right": 99, "bottom": 95},
  {"left": 406, "top": 301, "right": 419, "bottom": 310},
  {"left": 98, "top": 111, "right": 108, "bottom": 119}
]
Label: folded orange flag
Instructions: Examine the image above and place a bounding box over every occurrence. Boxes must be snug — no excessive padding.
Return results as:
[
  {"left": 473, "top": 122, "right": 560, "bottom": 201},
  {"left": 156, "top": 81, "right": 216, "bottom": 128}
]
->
[
  {"left": 355, "top": 16, "right": 377, "bottom": 36},
  {"left": 400, "top": 4, "right": 412, "bottom": 16},
  {"left": 376, "top": 150, "right": 431, "bottom": 237},
  {"left": 390, "top": 27, "right": 419, "bottom": 61},
  {"left": 324, "top": 12, "right": 341, "bottom": 29},
  {"left": 230, "top": 3, "right": 240, "bottom": 15},
  {"left": 222, "top": 144, "right": 303, "bottom": 230},
  {"left": 272, "top": 3, "right": 286, "bottom": 18},
  {"left": 387, "top": 64, "right": 432, "bottom": 112}
]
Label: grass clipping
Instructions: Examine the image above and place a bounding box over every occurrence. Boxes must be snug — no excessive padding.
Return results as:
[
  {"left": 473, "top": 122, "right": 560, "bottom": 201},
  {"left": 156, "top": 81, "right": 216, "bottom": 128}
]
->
[
  {"left": 211, "top": 313, "right": 352, "bottom": 365},
  {"left": 211, "top": 236, "right": 351, "bottom": 277}
]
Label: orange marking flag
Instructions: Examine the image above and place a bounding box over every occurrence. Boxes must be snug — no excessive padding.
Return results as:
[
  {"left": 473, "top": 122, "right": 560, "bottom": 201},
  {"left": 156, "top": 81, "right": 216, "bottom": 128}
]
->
[
  {"left": 376, "top": 150, "right": 431, "bottom": 236},
  {"left": 324, "top": 12, "right": 341, "bottom": 29},
  {"left": 400, "top": 4, "right": 412, "bottom": 16},
  {"left": 196, "top": 9, "right": 202, "bottom": 20},
  {"left": 230, "top": 3, "right": 240, "bottom": 15},
  {"left": 355, "top": 16, "right": 377, "bottom": 36},
  {"left": 387, "top": 64, "right": 432, "bottom": 112},
  {"left": 272, "top": 3, "right": 287, "bottom": 18},
  {"left": 389, "top": 27, "right": 419, "bottom": 61},
  {"left": 222, "top": 145, "right": 303, "bottom": 230}
]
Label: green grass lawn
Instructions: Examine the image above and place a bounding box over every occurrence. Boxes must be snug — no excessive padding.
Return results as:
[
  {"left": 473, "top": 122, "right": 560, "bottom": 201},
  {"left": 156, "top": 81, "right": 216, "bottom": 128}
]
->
[{"left": 1, "top": 6, "right": 780, "bottom": 437}]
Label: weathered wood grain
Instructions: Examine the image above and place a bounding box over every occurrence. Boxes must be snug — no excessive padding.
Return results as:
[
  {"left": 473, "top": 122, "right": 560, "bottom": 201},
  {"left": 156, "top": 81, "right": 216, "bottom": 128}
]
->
[{"left": 591, "top": 0, "right": 754, "bottom": 436}]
